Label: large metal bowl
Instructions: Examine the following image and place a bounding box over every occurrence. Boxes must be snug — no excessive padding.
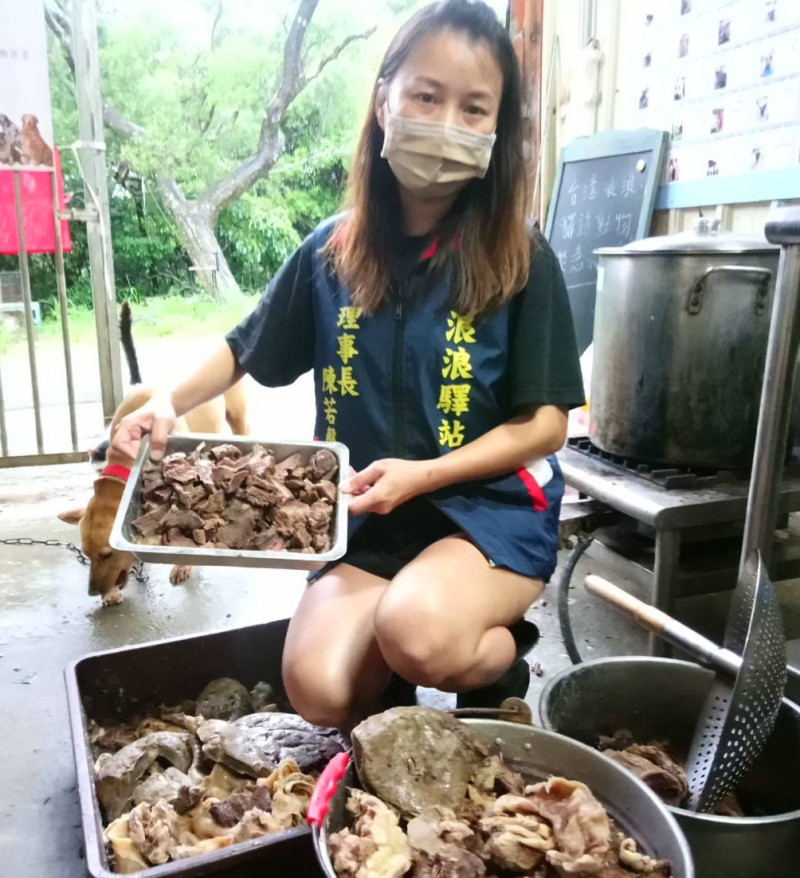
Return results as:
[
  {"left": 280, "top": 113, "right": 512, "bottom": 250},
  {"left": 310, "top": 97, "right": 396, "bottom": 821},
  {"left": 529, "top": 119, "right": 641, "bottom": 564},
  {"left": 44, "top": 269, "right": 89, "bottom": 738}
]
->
[
  {"left": 540, "top": 657, "right": 800, "bottom": 878},
  {"left": 313, "top": 719, "right": 694, "bottom": 878},
  {"left": 110, "top": 433, "right": 349, "bottom": 570}
]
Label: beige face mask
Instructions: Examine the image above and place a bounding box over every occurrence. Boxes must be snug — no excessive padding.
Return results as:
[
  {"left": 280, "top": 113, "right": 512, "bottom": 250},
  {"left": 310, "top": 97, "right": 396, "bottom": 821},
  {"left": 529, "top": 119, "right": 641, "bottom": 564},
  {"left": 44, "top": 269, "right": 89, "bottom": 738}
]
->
[{"left": 380, "top": 111, "right": 496, "bottom": 198}]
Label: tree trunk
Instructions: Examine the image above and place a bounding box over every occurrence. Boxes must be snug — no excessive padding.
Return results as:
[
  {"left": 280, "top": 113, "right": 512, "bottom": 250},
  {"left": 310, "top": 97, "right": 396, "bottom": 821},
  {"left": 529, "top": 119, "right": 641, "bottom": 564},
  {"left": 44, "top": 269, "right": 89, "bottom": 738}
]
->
[{"left": 158, "top": 177, "right": 242, "bottom": 301}]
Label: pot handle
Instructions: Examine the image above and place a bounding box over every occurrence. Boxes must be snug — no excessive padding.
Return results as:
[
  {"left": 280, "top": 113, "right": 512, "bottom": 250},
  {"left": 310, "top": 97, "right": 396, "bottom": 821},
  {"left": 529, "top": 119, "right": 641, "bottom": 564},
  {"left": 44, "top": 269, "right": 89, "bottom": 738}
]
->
[
  {"left": 687, "top": 265, "right": 772, "bottom": 315},
  {"left": 307, "top": 751, "right": 351, "bottom": 827}
]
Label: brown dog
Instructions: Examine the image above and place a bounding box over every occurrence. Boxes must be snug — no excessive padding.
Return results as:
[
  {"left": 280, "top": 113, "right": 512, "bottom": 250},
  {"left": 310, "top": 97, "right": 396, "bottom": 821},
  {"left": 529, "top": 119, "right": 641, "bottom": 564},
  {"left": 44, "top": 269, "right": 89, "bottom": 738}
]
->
[
  {"left": 20, "top": 114, "right": 54, "bottom": 166},
  {"left": 59, "top": 382, "right": 249, "bottom": 605}
]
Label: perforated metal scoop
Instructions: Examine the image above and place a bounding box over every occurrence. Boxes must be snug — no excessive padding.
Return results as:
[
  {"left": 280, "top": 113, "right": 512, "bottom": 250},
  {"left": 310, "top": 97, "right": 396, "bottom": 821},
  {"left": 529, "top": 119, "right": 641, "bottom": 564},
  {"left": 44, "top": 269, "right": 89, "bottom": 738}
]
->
[
  {"left": 584, "top": 549, "right": 786, "bottom": 812},
  {"left": 683, "top": 550, "right": 786, "bottom": 811}
]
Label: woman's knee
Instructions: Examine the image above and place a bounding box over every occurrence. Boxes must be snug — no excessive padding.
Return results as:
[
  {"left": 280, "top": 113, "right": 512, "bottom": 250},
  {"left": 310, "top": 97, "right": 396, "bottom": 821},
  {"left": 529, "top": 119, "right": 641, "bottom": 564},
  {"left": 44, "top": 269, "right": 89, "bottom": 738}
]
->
[
  {"left": 282, "top": 655, "right": 355, "bottom": 728},
  {"left": 373, "top": 596, "right": 467, "bottom": 688}
]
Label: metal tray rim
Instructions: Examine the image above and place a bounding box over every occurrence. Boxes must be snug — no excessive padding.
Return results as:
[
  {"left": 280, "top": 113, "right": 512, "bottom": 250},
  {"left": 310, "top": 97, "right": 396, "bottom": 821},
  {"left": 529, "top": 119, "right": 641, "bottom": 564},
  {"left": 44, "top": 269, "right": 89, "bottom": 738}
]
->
[{"left": 109, "top": 433, "right": 349, "bottom": 570}]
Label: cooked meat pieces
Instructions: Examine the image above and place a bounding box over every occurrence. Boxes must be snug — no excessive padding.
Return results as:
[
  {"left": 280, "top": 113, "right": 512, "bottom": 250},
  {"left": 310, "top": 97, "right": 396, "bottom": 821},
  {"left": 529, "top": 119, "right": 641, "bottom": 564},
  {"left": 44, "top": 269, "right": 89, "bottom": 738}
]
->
[
  {"left": 94, "top": 677, "right": 331, "bottom": 873},
  {"left": 275, "top": 452, "right": 302, "bottom": 473},
  {"left": 467, "top": 755, "right": 526, "bottom": 809},
  {"left": 210, "top": 788, "right": 273, "bottom": 827},
  {"left": 273, "top": 499, "right": 311, "bottom": 536},
  {"left": 172, "top": 482, "right": 207, "bottom": 508},
  {"left": 164, "top": 529, "right": 198, "bottom": 548},
  {"left": 352, "top": 707, "right": 491, "bottom": 818},
  {"left": 160, "top": 454, "right": 198, "bottom": 484},
  {"left": 601, "top": 745, "right": 688, "bottom": 808},
  {"left": 598, "top": 734, "right": 744, "bottom": 816},
  {"left": 197, "top": 712, "right": 348, "bottom": 777},
  {"left": 131, "top": 506, "right": 168, "bottom": 540},
  {"left": 618, "top": 836, "right": 671, "bottom": 876},
  {"left": 128, "top": 800, "right": 182, "bottom": 865},
  {"left": 407, "top": 807, "right": 486, "bottom": 877},
  {"left": 309, "top": 499, "right": 335, "bottom": 533},
  {"left": 526, "top": 776, "right": 612, "bottom": 875},
  {"left": 210, "top": 443, "right": 241, "bottom": 463},
  {"left": 195, "top": 458, "right": 216, "bottom": 490},
  {"left": 196, "top": 678, "right": 253, "bottom": 721},
  {"left": 95, "top": 731, "right": 194, "bottom": 820},
  {"left": 161, "top": 505, "right": 205, "bottom": 531},
  {"left": 330, "top": 789, "right": 413, "bottom": 878},
  {"left": 479, "top": 795, "right": 555, "bottom": 872},
  {"left": 131, "top": 442, "right": 338, "bottom": 553},
  {"left": 310, "top": 448, "right": 339, "bottom": 480},
  {"left": 215, "top": 519, "right": 259, "bottom": 549},
  {"left": 131, "top": 767, "right": 200, "bottom": 812}
]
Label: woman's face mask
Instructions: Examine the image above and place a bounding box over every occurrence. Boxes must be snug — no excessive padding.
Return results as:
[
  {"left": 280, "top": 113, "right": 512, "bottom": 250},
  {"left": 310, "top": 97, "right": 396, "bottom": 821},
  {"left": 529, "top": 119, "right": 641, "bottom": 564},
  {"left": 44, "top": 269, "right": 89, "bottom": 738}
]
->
[{"left": 380, "top": 110, "right": 496, "bottom": 198}]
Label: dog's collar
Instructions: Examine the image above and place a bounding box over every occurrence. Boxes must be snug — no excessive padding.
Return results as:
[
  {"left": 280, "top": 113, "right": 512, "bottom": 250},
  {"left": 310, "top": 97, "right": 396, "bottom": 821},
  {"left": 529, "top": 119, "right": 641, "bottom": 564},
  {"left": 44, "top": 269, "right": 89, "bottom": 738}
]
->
[{"left": 101, "top": 464, "right": 131, "bottom": 483}]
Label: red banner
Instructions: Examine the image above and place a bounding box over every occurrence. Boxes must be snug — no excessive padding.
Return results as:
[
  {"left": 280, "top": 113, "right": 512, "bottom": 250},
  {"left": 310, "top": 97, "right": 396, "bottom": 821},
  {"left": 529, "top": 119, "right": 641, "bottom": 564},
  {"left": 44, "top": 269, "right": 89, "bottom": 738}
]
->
[{"left": 0, "top": 148, "right": 71, "bottom": 255}]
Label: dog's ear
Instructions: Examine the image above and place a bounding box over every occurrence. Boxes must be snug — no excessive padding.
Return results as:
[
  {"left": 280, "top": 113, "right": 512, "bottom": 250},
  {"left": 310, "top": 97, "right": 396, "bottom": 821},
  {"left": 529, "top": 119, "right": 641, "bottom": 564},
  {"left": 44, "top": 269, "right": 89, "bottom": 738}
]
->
[{"left": 58, "top": 508, "right": 86, "bottom": 525}]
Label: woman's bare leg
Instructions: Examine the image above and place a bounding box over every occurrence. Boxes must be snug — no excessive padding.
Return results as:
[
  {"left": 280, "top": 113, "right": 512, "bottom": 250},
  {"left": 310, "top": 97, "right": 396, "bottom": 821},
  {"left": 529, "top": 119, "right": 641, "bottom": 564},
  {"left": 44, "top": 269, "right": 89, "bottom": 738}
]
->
[
  {"left": 282, "top": 564, "right": 391, "bottom": 727},
  {"left": 374, "top": 536, "right": 542, "bottom": 691}
]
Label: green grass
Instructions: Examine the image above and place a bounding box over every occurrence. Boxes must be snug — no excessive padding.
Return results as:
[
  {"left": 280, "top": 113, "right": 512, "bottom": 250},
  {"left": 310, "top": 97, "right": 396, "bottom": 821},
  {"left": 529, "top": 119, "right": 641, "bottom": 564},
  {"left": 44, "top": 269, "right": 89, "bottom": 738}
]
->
[{"left": 0, "top": 293, "right": 261, "bottom": 353}]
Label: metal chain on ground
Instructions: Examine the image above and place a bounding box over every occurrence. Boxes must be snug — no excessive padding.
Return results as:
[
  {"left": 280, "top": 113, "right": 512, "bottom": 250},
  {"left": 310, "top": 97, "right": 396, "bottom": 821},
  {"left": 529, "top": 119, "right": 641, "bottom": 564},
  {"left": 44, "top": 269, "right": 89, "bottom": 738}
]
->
[{"left": 0, "top": 537, "right": 148, "bottom": 584}]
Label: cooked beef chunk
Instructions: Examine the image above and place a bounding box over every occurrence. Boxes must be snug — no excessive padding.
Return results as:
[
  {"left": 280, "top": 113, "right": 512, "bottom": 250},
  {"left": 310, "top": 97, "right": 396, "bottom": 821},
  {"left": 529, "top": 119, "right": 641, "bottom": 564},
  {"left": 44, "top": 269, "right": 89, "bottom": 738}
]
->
[
  {"left": 161, "top": 505, "right": 205, "bottom": 532},
  {"left": 312, "top": 533, "right": 332, "bottom": 553},
  {"left": 274, "top": 500, "right": 311, "bottom": 537},
  {"left": 131, "top": 443, "right": 338, "bottom": 552},
  {"left": 196, "top": 491, "right": 226, "bottom": 515},
  {"left": 212, "top": 464, "right": 237, "bottom": 488},
  {"left": 210, "top": 794, "right": 252, "bottom": 828},
  {"left": 195, "top": 459, "right": 216, "bottom": 490},
  {"left": 275, "top": 453, "right": 302, "bottom": 473},
  {"left": 226, "top": 470, "right": 248, "bottom": 494},
  {"left": 247, "top": 530, "right": 283, "bottom": 551},
  {"left": 308, "top": 499, "right": 334, "bottom": 533},
  {"left": 287, "top": 524, "right": 313, "bottom": 550},
  {"left": 172, "top": 483, "right": 207, "bottom": 508},
  {"left": 310, "top": 449, "right": 339, "bottom": 481},
  {"left": 215, "top": 521, "right": 258, "bottom": 549},
  {"left": 210, "top": 443, "right": 242, "bottom": 462},
  {"left": 248, "top": 474, "right": 294, "bottom": 504},
  {"left": 161, "top": 454, "right": 198, "bottom": 484},
  {"left": 132, "top": 507, "right": 168, "bottom": 539},
  {"left": 601, "top": 745, "right": 688, "bottom": 808},
  {"left": 164, "top": 531, "right": 199, "bottom": 548}
]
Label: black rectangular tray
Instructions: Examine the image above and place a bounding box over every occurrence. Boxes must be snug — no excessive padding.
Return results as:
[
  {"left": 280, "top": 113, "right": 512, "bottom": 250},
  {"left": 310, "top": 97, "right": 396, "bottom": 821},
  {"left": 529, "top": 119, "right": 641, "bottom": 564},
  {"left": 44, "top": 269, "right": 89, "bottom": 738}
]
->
[{"left": 65, "top": 619, "right": 325, "bottom": 877}]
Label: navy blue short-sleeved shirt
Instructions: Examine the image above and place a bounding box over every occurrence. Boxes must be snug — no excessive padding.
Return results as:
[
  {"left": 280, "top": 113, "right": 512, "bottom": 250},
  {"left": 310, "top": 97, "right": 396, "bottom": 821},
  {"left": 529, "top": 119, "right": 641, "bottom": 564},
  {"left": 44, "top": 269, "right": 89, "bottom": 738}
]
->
[{"left": 227, "top": 217, "right": 584, "bottom": 581}]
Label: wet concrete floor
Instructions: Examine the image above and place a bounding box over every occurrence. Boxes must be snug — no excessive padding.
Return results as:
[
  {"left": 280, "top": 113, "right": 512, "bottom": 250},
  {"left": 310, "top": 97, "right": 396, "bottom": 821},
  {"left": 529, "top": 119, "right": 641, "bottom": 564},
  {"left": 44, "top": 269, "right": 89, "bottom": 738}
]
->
[{"left": 2, "top": 382, "right": 799, "bottom": 874}]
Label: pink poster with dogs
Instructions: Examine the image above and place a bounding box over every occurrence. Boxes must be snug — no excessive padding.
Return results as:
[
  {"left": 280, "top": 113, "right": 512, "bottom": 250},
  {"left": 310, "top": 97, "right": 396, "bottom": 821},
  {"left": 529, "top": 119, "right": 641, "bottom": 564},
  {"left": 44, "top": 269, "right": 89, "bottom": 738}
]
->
[
  {"left": 0, "top": 0, "right": 70, "bottom": 254},
  {"left": 0, "top": 0, "right": 55, "bottom": 169}
]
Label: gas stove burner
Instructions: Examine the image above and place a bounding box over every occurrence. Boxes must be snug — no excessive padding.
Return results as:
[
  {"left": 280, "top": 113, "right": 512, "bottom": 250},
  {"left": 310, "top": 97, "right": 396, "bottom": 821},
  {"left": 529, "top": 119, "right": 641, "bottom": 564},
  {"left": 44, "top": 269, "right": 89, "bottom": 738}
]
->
[{"left": 567, "top": 437, "right": 741, "bottom": 490}]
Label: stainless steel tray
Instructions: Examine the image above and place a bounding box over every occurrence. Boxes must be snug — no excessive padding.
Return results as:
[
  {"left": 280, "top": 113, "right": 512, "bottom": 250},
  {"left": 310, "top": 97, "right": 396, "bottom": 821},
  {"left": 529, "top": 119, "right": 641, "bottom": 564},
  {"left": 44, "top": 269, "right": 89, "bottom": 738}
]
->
[{"left": 110, "top": 433, "right": 349, "bottom": 570}]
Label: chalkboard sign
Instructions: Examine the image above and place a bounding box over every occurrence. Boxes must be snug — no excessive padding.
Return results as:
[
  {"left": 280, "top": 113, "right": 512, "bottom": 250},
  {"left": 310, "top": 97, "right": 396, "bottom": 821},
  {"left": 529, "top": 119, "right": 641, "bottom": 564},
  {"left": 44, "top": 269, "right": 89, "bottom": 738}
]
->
[{"left": 545, "top": 129, "right": 668, "bottom": 354}]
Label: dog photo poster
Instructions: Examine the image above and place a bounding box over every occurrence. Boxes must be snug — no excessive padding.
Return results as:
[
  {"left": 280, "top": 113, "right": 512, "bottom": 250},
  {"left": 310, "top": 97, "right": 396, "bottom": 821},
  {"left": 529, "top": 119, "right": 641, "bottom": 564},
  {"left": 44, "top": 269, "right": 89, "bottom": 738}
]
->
[
  {"left": 0, "top": 0, "right": 55, "bottom": 171},
  {"left": 618, "top": 0, "right": 800, "bottom": 184}
]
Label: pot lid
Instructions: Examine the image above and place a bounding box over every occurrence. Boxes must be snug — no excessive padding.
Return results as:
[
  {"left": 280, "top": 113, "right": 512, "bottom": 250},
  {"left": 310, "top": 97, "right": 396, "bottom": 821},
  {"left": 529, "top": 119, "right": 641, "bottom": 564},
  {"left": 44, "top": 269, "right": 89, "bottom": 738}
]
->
[{"left": 595, "top": 216, "right": 780, "bottom": 255}]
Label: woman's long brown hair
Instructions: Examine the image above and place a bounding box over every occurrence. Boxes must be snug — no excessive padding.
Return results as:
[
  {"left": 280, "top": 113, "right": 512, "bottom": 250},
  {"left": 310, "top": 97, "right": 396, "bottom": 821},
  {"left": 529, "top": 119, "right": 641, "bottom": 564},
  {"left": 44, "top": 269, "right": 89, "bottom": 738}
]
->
[{"left": 327, "top": 0, "right": 531, "bottom": 318}]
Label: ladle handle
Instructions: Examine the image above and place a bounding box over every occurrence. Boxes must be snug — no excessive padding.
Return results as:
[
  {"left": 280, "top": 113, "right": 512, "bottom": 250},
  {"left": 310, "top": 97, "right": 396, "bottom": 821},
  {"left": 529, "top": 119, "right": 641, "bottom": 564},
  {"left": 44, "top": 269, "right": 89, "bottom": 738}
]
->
[{"left": 584, "top": 575, "right": 740, "bottom": 675}]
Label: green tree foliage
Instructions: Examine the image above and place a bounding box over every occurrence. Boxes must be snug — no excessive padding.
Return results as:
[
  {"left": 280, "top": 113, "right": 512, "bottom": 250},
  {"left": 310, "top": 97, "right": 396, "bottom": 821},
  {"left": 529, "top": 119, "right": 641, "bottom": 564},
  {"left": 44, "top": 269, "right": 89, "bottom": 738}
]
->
[{"left": 3, "top": 0, "right": 441, "bottom": 308}]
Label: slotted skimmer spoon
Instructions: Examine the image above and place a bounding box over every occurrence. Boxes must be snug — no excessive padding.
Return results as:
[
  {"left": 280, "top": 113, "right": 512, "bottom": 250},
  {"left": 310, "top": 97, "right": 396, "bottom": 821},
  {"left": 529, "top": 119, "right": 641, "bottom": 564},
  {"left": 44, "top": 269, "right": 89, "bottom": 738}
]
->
[{"left": 584, "top": 549, "right": 786, "bottom": 813}]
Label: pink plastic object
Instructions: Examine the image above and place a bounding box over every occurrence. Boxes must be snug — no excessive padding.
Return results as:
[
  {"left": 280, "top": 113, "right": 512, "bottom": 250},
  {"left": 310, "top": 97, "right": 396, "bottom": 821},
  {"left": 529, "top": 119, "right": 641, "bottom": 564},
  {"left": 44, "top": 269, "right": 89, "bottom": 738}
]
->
[{"left": 307, "top": 752, "right": 351, "bottom": 827}]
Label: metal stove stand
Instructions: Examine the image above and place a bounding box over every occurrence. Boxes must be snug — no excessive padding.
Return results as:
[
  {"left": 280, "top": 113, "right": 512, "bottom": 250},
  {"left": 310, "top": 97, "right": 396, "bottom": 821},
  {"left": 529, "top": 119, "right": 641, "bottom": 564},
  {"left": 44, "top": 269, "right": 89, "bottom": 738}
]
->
[{"left": 559, "top": 442, "right": 800, "bottom": 678}]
